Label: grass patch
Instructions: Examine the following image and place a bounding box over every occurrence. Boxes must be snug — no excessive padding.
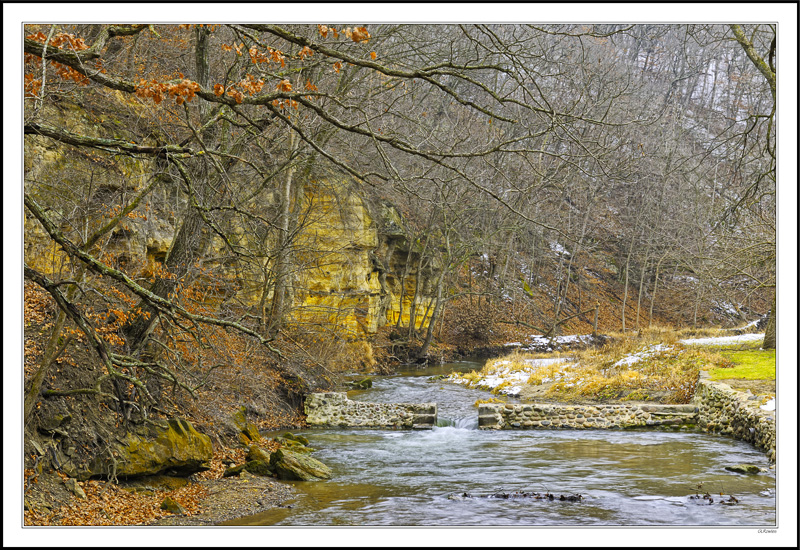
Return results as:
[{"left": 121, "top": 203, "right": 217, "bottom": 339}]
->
[
  {"left": 709, "top": 349, "right": 776, "bottom": 381},
  {"left": 474, "top": 397, "right": 505, "bottom": 407},
  {"left": 448, "top": 328, "right": 761, "bottom": 403},
  {"left": 550, "top": 344, "right": 734, "bottom": 403},
  {"left": 453, "top": 329, "right": 736, "bottom": 404}
]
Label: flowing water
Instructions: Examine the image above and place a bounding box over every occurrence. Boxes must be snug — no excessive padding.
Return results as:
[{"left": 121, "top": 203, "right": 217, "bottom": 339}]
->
[{"left": 229, "top": 360, "right": 776, "bottom": 527}]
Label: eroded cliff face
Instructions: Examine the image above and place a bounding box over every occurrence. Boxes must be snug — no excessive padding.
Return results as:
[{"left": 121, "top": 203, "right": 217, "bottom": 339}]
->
[
  {"left": 289, "top": 181, "right": 434, "bottom": 339},
  {"left": 24, "top": 119, "right": 434, "bottom": 344}
]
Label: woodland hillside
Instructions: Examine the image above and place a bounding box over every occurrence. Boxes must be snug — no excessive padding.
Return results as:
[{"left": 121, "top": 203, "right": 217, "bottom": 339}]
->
[{"left": 21, "top": 23, "right": 776, "bottom": 488}]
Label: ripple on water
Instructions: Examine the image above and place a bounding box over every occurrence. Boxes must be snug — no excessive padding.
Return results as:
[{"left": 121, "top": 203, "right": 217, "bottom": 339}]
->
[{"left": 259, "top": 361, "right": 775, "bottom": 526}]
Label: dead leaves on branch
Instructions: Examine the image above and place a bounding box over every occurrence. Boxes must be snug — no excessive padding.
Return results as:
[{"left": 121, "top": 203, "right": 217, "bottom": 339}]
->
[
  {"left": 24, "top": 31, "right": 96, "bottom": 96},
  {"left": 135, "top": 77, "right": 201, "bottom": 105},
  {"left": 318, "top": 24, "right": 371, "bottom": 43}
]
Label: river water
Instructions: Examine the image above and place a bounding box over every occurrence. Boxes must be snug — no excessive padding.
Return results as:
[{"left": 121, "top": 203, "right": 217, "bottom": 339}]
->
[{"left": 230, "top": 360, "right": 776, "bottom": 527}]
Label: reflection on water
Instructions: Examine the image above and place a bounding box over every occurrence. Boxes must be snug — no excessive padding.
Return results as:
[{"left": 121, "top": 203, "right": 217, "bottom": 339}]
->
[{"left": 229, "top": 361, "right": 776, "bottom": 527}]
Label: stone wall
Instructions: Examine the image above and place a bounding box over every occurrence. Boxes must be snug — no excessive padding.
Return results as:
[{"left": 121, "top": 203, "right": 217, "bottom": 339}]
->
[
  {"left": 477, "top": 403, "right": 698, "bottom": 430},
  {"left": 304, "top": 392, "right": 437, "bottom": 429},
  {"left": 305, "top": 379, "right": 776, "bottom": 461},
  {"left": 476, "top": 380, "right": 776, "bottom": 463},
  {"left": 694, "top": 379, "right": 776, "bottom": 462}
]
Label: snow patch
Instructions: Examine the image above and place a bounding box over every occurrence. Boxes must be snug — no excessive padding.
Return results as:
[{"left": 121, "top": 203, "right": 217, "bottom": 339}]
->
[
  {"left": 679, "top": 333, "right": 764, "bottom": 346},
  {"left": 613, "top": 344, "right": 672, "bottom": 368}
]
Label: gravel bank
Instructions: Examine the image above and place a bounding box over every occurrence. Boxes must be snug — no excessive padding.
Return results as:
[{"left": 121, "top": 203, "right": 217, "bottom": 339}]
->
[{"left": 150, "top": 471, "right": 296, "bottom": 526}]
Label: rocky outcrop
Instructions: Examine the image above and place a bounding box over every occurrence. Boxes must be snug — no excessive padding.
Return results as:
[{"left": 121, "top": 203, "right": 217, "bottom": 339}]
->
[
  {"left": 230, "top": 407, "right": 263, "bottom": 446},
  {"left": 25, "top": 97, "right": 438, "bottom": 348},
  {"left": 87, "top": 418, "right": 212, "bottom": 479},
  {"left": 289, "top": 184, "right": 436, "bottom": 339}
]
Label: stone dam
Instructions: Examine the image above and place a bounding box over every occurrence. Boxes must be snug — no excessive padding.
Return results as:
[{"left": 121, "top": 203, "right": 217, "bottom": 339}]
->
[{"left": 303, "top": 378, "right": 775, "bottom": 461}]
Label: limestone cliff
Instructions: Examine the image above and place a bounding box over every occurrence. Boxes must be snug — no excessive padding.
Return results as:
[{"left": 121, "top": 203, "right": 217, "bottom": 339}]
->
[
  {"left": 24, "top": 117, "right": 434, "bottom": 342},
  {"left": 289, "top": 181, "right": 435, "bottom": 338}
]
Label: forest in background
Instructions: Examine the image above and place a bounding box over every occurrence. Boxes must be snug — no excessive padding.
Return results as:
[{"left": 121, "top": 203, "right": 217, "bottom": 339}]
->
[{"left": 21, "top": 23, "right": 776, "bottom": 426}]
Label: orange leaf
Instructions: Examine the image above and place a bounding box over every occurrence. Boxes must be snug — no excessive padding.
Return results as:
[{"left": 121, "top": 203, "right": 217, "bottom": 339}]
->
[
  {"left": 276, "top": 79, "right": 292, "bottom": 92},
  {"left": 370, "top": 51, "right": 377, "bottom": 60},
  {"left": 351, "top": 26, "right": 370, "bottom": 43}
]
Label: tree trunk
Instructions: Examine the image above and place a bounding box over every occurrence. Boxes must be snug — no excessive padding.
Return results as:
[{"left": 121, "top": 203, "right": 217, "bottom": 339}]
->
[
  {"left": 762, "top": 296, "right": 776, "bottom": 350},
  {"left": 648, "top": 251, "right": 669, "bottom": 327},
  {"left": 122, "top": 26, "right": 215, "bottom": 352},
  {"left": 24, "top": 306, "right": 72, "bottom": 422},
  {"left": 635, "top": 251, "right": 650, "bottom": 330},
  {"left": 268, "top": 129, "right": 298, "bottom": 337},
  {"left": 621, "top": 240, "right": 635, "bottom": 333},
  {"left": 122, "top": 204, "right": 207, "bottom": 350},
  {"left": 406, "top": 249, "right": 429, "bottom": 341},
  {"left": 419, "top": 271, "right": 446, "bottom": 358}
]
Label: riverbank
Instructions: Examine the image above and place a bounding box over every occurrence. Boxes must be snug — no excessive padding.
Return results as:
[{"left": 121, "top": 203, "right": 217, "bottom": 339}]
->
[
  {"left": 148, "top": 471, "right": 296, "bottom": 526},
  {"left": 23, "top": 329, "right": 776, "bottom": 526},
  {"left": 24, "top": 442, "right": 299, "bottom": 526}
]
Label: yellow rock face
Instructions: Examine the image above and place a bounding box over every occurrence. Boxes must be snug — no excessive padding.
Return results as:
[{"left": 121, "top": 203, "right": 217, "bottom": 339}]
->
[
  {"left": 24, "top": 101, "right": 433, "bottom": 346},
  {"left": 290, "top": 181, "right": 430, "bottom": 338}
]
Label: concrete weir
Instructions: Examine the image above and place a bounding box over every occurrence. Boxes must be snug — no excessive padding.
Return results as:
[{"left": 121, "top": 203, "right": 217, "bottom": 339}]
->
[
  {"left": 304, "top": 392, "right": 437, "bottom": 429},
  {"left": 477, "top": 403, "right": 699, "bottom": 430},
  {"left": 476, "top": 379, "right": 776, "bottom": 462},
  {"left": 303, "top": 379, "right": 775, "bottom": 462}
]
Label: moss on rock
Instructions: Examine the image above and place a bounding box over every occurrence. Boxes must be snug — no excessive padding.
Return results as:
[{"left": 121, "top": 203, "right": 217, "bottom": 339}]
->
[
  {"left": 231, "top": 407, "right": 262, "bottom": 445},
  {"left": 244, "top": 460, "right": 274, "bottom": 476},
  {"left": 270, "top": 448, "right": 331, "bottom": 481},
  {"left": 89, "top": 418, "right": 212, "bottom": 478}
]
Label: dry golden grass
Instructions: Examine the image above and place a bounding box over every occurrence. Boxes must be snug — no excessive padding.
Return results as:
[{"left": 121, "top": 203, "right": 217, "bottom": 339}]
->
[{"left": 454, "top": 327, "right": 733, "bottom": 404}]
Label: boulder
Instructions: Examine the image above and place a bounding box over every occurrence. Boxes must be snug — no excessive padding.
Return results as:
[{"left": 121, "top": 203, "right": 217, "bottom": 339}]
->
[
  {"left": 160, "top": 496, "right": 186, "bottom": 514},
  {"left": 64, "top": 478, "right": 86, "bottom": 500},
  {"left": 347, "top": 378, "right": 373, "bottom": 390},
  {"left": 280, "top": 432, "right": 310, "bottom": 446},
  {"left": 89, "top": 418, "right": 212, "bottom": 478},
  {"left": 724, "top": 463, "right": 763, "bottom": 475},
  {"left": 246, "top": 445, "right": 271, "bottom": 463},
  {"left": 270, "top": 449, "right": 331, "bottom": 481},
  {"left": 231, "top": 407, "right": 262, "bottom": 445},
  {"left": 223, "top": 464, "right": 246, "bottom": 478},
  {"left": 274, "top": 435, "right": 314, "bottom": 453},
  {"left": 244, "top": 460, "right": 274, "bottom": 476}
]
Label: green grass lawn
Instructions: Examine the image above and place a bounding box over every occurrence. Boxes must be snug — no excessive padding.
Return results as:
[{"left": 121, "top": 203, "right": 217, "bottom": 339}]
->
[{"left": 708, "top": 349, "right": 776, "bottom": 380}]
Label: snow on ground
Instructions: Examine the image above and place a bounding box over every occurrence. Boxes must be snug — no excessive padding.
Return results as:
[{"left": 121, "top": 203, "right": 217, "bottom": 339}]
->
[
  {"left": 679, "top": 333, "right": 765, "bottom": 346},
  {"left": 512, "top": 334, "right": 596, "bottom": 352},
  {"left": 448, "top": 357, "right": 575, "bottom": 397},
  {"left": 742, "top": 318, "right": 763, "bottom": 329},
  {"left": 613, "top": 344, "right": 671, "bottom": 367},
  {"left": 450, "top": 332, "right": 770, "bottom": 401},
  {"left": 760, "top": 398, "right": 775, "bottom": 412}
]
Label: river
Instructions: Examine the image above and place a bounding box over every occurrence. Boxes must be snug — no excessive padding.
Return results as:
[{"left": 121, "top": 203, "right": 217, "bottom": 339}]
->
[{"left": 227, "top": 360, "right": 776, "bottom": 527}]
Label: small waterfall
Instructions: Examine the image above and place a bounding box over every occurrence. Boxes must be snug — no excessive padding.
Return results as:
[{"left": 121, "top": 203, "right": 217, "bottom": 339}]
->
[{"left": 436, "top": 416, "right": 478, "bottom": 430}]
